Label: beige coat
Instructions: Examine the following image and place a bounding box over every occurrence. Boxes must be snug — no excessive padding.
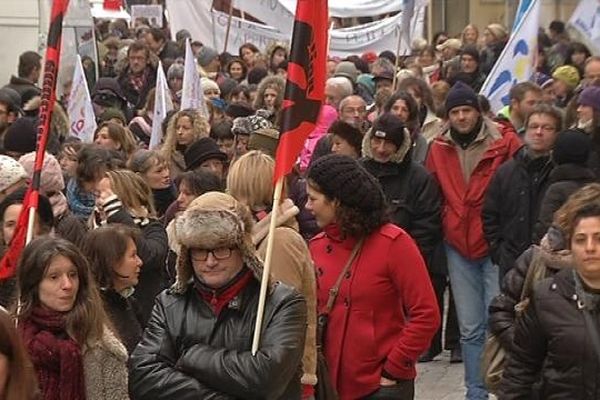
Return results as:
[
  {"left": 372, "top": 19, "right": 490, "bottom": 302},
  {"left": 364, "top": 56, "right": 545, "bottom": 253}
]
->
[
  {"left": 253, "top": 200, "right": 318, "bottom": 386},
  {"left": 83, "top": 328, "right": 129, "bottom": 400}
]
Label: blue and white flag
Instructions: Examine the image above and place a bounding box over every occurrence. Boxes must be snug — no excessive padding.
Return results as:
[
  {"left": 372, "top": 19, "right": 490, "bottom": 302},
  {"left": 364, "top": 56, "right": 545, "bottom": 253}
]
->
[
  {"left": 180, "top": 38, "right": 208, "bottom": 117},
  {"left": 568, "top": 0, "right": 600, "bottom": 55},
  {"left": 67, "top": 55, "right": 96, "bottom": 143},
  {"left": 149, "top": 61, "right": 174, "bottom": 150},
  {"left": 480, "top": 0, "right": 540, "bottom": 113},
  {"left": 512, "top": 0, "right": 533, "bottom": 30}
]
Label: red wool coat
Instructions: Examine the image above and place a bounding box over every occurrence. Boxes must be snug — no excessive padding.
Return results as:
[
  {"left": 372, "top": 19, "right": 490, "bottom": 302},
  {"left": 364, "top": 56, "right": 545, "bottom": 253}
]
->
[{"left": 309, "top": 223, "right": 440, "bottom": 399}]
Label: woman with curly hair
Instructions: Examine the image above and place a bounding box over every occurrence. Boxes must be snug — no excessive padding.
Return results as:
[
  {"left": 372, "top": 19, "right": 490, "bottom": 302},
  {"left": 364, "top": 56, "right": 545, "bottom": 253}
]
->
[
  {"left": 253, "top": 75, "right": 285, "bottom": 119},
  {"left": 306, "top": 154, "right": 439, "bottom": 400},
  {"left": 160, "top": 108, "right": 210, "bottom": 180}
]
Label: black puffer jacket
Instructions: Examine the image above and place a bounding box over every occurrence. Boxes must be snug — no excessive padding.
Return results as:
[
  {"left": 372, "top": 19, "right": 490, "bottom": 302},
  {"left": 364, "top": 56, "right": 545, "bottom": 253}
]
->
[
  {"left": 361, "top": 129, "right": 443, "bottom": 271},
  {"left": 483, "top": 147, "right": 554, "bottom": 277},
  {"left": 500, "top": 268, "right": 600, "bottom": 399},
  {"left": 129, "top": 278, "right": 307, "bottom": 400},
  {"left": 488, "top": 239, "right": 571, "bottom": 352},
  {"left": 534, "top": 163, "right": 596, "bottom": 243}
]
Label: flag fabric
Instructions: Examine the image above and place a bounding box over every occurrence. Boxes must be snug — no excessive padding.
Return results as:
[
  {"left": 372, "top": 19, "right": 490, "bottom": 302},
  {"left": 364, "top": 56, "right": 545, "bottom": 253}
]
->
[
  {"left": 149, "top": 61, "right": 174, "bottom": 150},
  {"left": 512, "top": 0, "right": 533, "bottom": 30},
  {"left": 0, "top": 0, "right": 70, "bottom": 280},
  {"left": 479, "top": 0, "right": 540, "bottom": 113},
  {"left": 103, "top": 0, "right": 121, "bottom": 10},
  {"left": 180, "top": 38, "right": 208, "bottom": 117},
  {"left": 273, "top": 0, "right": 328, "bottom": 182},
  {"left": 67, "top": 55, "right": 97, "bottom": 143},
  {"left": 568, "top": 0, "right": 600, "bottom": 55}
]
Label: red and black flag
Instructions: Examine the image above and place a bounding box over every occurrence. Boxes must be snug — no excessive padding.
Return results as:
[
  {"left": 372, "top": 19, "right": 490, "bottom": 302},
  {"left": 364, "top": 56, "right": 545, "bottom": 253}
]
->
[
  {"left": 273, "top": 0, "right": 329, "bottom": 183},
  {"left": 0, "top": 0, "right": 70, "bottom": 280}
]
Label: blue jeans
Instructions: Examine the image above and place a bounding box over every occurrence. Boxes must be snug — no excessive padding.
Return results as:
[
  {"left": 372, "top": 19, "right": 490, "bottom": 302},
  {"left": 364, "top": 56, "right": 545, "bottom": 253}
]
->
[{"left": 445, "top": 243, "right": 499, "bottom": 400}]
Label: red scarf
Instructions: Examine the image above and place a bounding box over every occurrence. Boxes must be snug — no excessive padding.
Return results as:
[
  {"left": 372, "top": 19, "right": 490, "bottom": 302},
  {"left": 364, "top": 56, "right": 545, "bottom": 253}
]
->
[
  {"left": 195, "top": 269, "right": 254, "bottom": 315},
  {"left": 19, "top": 307, "right": 86, "bottom": 400}
]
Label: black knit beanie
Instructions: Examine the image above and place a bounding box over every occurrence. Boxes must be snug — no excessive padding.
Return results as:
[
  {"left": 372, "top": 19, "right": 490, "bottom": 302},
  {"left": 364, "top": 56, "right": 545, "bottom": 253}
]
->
[
  {"left": 552, "top": 129, "right": 591, "bottom": 165},
  {"left": 445, "top": 81, "right": 481, "bottom": 116},
  {"left": 4, "top": 117, "right": 38, "bottom": 155},
  {"left": 370, "top": 113, "right": 406, "bottom": 148},
  {"left": 307, "top": 153, "right": 385, "bottom": 211}
]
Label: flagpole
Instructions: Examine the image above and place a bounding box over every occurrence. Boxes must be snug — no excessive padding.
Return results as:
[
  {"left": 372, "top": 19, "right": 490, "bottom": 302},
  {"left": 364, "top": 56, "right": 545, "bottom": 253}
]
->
[
  {"left": 223, "top": 0, "right": 234, "bottom": 53},
  {"left": 392, "top": 26, "right": 402, "bottom": 91},
  {"left": 251, "top": 177, "right": 284, "bottom": 355}
]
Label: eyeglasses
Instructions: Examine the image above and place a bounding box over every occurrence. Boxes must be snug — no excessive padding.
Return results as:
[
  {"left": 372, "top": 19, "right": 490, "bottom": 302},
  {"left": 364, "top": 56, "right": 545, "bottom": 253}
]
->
[
  {"left": 190, "top": 247, "right": 233, "bottom": 261},
  {"left": 526, "top": 124, "right": 556, "bottom": 133}
]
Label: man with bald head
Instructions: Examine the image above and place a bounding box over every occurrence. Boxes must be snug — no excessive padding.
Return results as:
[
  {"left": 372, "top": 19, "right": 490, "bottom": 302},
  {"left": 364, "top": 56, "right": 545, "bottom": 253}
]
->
[{"left": 339, "top": 95, "right": 368, "bottom": 132}]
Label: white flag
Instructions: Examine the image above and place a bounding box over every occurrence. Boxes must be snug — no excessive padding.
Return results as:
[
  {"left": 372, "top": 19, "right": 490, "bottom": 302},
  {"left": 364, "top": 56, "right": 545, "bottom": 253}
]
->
[
  {"left": 568, "top": 0, "right": 600, "bottom": 55},
  {"left": 180, "top": 38, "right": 208, "bottom": 117},
  {"left": 149, "top": 61, "right": 174, "bottom": 150},
  {"left": 67, "top": 55, "right": 97, "bottom": 143},
  {"left": 480, "top": 0, "right": 540, "bottom": 113}
]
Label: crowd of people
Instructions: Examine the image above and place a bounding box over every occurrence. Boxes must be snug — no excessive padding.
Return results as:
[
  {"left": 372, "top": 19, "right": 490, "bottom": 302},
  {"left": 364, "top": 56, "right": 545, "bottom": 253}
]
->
[{"left": 0, "top": 11, "right": 599, "bottom": 400}]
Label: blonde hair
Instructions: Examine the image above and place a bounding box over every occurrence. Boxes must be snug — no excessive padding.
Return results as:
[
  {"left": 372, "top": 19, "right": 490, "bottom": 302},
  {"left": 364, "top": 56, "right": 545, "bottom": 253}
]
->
[
  {"left": 160, "top": 109, "right": 210, "bottom": 166},
  {"left": 227, "top": 150, "right": 277, "bottom": 211},
  {"left": 127, "top": 149, "right": 168, "bottom": 175},
  {"left": 106, "top": 169, "right": 156, "bottom": 217}
]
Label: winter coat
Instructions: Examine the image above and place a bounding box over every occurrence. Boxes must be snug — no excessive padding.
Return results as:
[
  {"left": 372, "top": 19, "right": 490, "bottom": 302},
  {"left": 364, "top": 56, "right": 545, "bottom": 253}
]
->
[
  {"left": 105, "top": 205, "right": 169, "bottom": 325},
  {"left": 480, "top": 41, "right": 506, "bottom": 76},
  {"left": 117, "top": 65, "right": 157, "bottom": 112},
  {"left": 426, "top": 117, "right": 521, "bottom": 259},
  {"left": 309, "top": 223, "right": 440, "bottom": 399},
  {"left": 128, "top": 277, "right": 307, "bottom": 399},
  {"left": 420, "top": 108, "right": 443, "bottom": 143},
  {"left": 535, "top": 163, "right": 597, "bottom": 242},
  {"left": 101, "top": 289, "right": 144, "bottom": 354},
  {"left": 299, "top": 105, "right": 338, "bottom": 172},
  {"left": 488, "top": 241, "right": 571, "bottom": 353},
  {"left": 360, "top": 128, "right": 443, "bottom": 268},
  {"left": 482, "top": 146, "right": 554, "bottom": 276},
  {"left": 2, "top": 75, "right": 40, "bottom": 100},
  {"left": 499, "top": 268, "right": 600, "bottom": 399},
  {"left": 83, "top": 328, "right": 129, "bottom": 400}
]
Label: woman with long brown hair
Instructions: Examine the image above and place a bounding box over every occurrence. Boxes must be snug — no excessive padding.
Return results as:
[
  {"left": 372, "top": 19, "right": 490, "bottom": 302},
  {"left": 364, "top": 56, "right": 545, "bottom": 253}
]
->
[
  {"left": 0, "top": 306, "right": 38, "bottom": 400},
  {"left": 16, "top": 236, "right": 128, "bottom": 400}
]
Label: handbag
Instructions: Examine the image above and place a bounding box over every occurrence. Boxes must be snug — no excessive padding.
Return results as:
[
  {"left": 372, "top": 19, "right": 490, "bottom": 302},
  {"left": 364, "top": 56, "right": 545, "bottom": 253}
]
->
[
  {"left": 482, "top": 245, "right": 547, "bottom": 393},
  {"left": 315, "top": 239, "right": 364, "bottom": 400}
]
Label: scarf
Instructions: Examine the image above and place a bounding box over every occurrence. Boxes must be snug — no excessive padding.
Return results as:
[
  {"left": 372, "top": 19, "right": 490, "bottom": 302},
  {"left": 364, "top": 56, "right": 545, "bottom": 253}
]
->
[
  {"left": 20, "top": 307, "right": 86, "bottom": 400},
  {"left": 194, "top": 268, "right": 253, "bottom": 315},
  {"left": 129, "top": 67, "right": 150, "bottom": 94}
]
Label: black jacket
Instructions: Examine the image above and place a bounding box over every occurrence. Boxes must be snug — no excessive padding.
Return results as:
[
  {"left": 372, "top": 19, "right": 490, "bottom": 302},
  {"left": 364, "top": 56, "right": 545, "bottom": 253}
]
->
[
  {"left": 129, "top": 278, "right": 307, "bottom": 400},
  {"left": 500, "top": 268, "right": 600, "bottom": 399},
  {"left": 117, "top": 65, "right": 157, "bottom": 112},
  {"left": 107, "top": 208, "right": 169, "bottom": 325},
  {"left": 535, "top": 163, "right": 596, "bottom": 242},
  {"left": 488, "top": 242, "right": 570, "bottom": 352},
  {"left": 483, "top": 147, "right": 554, "bottom": 276},
  {"left": 101, "top": 288, "right": 144, "bottom": 353},
  {"left": 361, "top": 135, "right": 444, "bottom": 274}
]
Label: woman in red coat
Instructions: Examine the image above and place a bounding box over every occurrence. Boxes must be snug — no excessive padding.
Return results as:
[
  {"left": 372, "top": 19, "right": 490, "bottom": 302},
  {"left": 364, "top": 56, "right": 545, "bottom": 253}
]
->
[{"left": 306, "top": 154, "right": 440, "bottom": 400}]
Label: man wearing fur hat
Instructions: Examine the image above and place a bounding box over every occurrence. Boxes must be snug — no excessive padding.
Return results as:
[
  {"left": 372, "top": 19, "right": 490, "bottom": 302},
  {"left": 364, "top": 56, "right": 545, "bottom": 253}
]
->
[
  {"left": 426, "top": 82, "right": 521, "bottom": 400},
  {"left": 130, "top": 191, "right": 307, "bottom": 400}
]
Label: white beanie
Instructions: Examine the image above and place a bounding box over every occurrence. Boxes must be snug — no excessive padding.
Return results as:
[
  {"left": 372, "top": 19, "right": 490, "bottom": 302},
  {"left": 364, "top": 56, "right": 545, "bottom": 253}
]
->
[
  {"left": 201, "top": 77, "right": 221, "bottom": 95},
  {"left": 0, "top": 155, "right": 28, "bottom": 193}
]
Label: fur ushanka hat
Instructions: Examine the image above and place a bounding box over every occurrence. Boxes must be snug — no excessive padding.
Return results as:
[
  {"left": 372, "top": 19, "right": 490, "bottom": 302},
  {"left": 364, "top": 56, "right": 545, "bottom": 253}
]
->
[{"left": 172, "top": 191, "right": 270, "bottom": 293}]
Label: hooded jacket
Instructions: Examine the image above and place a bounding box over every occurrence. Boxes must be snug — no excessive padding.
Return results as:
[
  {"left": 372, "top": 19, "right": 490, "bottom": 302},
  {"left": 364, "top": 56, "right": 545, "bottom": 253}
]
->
[
  {"left": 129, "top": 193, "right": 307, "bottom": 400},
  {"left": 426, "top": 117, "right": 521, "bottom": 259},
  {"left": 360, "top": 128, "right": 443, "bottom": 268}
]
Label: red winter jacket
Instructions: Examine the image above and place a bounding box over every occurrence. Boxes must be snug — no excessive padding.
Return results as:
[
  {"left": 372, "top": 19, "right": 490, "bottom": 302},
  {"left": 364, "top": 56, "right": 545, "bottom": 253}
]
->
[
  {"left": 426, "top": 118, "right": 521, "bottom": 260},
  {"left": 309, "top": 223, "right": 440, "bottom": 399}
]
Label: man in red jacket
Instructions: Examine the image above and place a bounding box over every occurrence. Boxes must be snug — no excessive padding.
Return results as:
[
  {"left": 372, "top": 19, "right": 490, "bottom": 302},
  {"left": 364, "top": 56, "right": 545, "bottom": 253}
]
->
[{"left": 426, "top": 82, "right": 521, "bottom": 400}]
